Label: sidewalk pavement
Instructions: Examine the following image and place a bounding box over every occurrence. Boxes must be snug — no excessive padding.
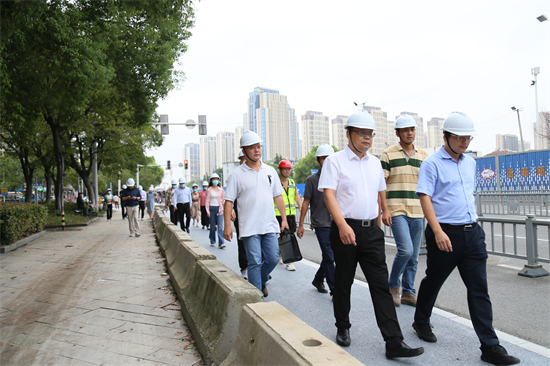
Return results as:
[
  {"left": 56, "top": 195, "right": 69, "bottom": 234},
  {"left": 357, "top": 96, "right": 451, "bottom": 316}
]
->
[
  {"left": 186, "top": 221, "right": 550, "bottom": 366},
  {"left": 0, "top": 212, "right": 203, "bottom": 366}
]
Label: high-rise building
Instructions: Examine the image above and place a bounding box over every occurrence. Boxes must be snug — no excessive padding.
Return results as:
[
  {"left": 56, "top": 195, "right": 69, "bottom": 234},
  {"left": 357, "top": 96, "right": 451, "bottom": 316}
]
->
[
  {"left": 200, "top": 135, "right": 217, "bottom": 181},
  {"left": 363, "top": 106, "right": 391, "bottom": 156},
  {"left": 234, "top": 125, "right": 243, "bottom": 160},
  {"left": 426, "top": 117, "right": 444, "bottom": 149},
  {"left": 534, "top": 112, "right": 550, "bottom": 150},
  {"left": 183, "top": 142, "right": 200, "bottom": 182},
  {"left": 398, "top": 112, "right": 424, "bottom": 149},
  {"left": 496, "top": 134, "right": 519, "bottom": 152},
  {"left": 301, "top": 111, "right": 329, "bottom": 157},
  {"left": 245, "top": 87, "right": 300, "bottom": 162},
  {"left": 216, "top": 131, "right": 235, "bottom": 166},
  {"left": 331, "top": 115, "right": 348, "bottom": 151}
]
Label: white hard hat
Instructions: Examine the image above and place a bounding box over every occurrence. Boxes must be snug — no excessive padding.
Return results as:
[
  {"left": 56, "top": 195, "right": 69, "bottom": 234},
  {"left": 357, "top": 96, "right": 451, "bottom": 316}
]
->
[
  {"left": 107, "top": 188, "right": 111, "bottom": 191},
  {"left": 192, "top": 183, "right": 198, "bottom": 188},
  {"left": 395, "top": 114, "right": 418, "bottom": 129},
  {"left": 122, "top": 184, "right": 127, "bottom": 189},
  {"left": 238, "top": 150, "right": 244, "bottom": 158},
  {"left": 126, "top": 178, "right": 135, "bottom": 186},
  {"left": 178, "top": 177, "right": 186, "bottom": 184},
  {"left": 441, "top": 112, "right": 478, "bottom": 136},
  {"left": 210, "top": 173, "right": 220, "bottom": 179},
  {"left": 138, "top": 185, "right": 142, "bottom": 190},
  {"left": 149, "top": 185, "right": 154, "bottom": 191},
  {"left": 202, "top": 181, "right": 208, "bottom": 186},
  {"left": 240, "top": 131, "right": 262, "bottom": 148},
  {"left": 316, "top": 144, "right": 335, "bottom": 157},
  {"left": 171, "top": 179, "right": 177, "bottom": 185},
  {"left": 345, "top": 110, "right": 376, "bottom": 131}
]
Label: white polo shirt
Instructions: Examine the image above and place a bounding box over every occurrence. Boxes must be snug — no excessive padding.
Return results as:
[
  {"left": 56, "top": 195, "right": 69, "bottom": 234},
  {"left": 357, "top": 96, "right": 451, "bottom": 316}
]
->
[
  {"left": 318, "top": 146, "right": 386, "bottom": 221},
  {"left": 225, "top": 162, "right": 283, "bottom": 239}
]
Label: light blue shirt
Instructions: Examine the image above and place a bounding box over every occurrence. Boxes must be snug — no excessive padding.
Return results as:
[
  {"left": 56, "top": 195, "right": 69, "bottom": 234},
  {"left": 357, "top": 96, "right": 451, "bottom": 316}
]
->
[
  {"left": 173, "top": 186, "right": 192, "bottom": 206},
  {"left": 416, "top": 146, "right": 478, "bottom": 225}
]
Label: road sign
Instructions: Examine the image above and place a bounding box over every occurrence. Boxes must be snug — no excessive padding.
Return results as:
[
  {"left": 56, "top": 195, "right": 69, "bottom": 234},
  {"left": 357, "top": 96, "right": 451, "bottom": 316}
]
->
[
  {"left": 37, "top": 187, "right": 44, "bottom": 192},
  {"left": 1, "top": 188, "right": 7, "bottom": 196}
]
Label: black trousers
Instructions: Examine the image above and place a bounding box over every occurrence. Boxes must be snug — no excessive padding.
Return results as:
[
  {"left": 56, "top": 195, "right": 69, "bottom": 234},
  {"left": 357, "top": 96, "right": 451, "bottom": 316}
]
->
[
  {"left": 139, "top": 201, "right": 145, "bottom": 219},
  {"left": 106, "top": 204, "right": 112, "bottom": 220},
  {"left": 415, "top": 224, "right": 498, "bottom": 349},
  {"left": 200, "top": 206, "right": 209, "bottom": 227},
  {"left": 169, "top": 205, "right": 177, "bottom": 225},
  {"left": 330, "top": 220, "right": 403, "bottom": 346},
  {"left": 121, "top": 203, "right": 126, "bottom": 219},
  {"left": 276, "top": 215, "right": 297, "bottom": 233},
  {"left": 176, "top": 202, "right": 191, "bottom": 230},
  {"left": 234, "top": 212, "right": 247, "bottom": 271}
]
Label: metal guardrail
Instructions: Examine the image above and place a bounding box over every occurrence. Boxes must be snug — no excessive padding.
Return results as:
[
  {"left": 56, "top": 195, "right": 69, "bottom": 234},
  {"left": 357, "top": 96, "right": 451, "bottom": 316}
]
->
[{"left": 475, "top": 192, "right": 550, "bottom": 217}]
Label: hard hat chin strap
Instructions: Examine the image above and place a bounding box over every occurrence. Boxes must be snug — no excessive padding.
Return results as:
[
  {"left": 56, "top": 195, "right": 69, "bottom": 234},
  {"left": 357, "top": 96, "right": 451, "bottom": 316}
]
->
[
  {"left": 444, "top": 132, "right": 460, "bottom": 155},
  {"left": 244, "top": 149, "right": 260, "bottom": 163}
]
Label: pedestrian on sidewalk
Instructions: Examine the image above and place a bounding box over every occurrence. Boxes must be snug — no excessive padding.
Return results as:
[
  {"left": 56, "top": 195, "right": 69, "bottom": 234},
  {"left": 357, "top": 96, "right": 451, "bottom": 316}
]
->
[
  {"left": 104, "top": 188, "right": 113, "bottom": 221},
  {"left": 380, "top": 114, "right": 428, "bottom": 307},
  {"left": 113, "top": 194, "right": 119, "bottom": 210},
  {"left": 318, "top": 110, "right": 423, "bottom": 359},
  {"left": 173, "top": 177, "right": 192, "bottom": 233},
  {"left": 138, "top": 185, "right": 146, "bottom": 221},
  {"left": 223, "top": 131, "right": 289, "bottom": 298},
  {"left": 275, "top": 159, "right": 302, "bottom": 271},
  {"left": 165, "top": 179, "right": 177, "bottom": 225},
  {"left": 146, "top": 186, "right": 156, "bottom": 219},
  {"left": 413, "top": 112, "right": 519, "bottom": 365},
  {"left": 77, "top": 192, "right": 88, "bottom": 216},
  {"left": 205, "top": 173, "right": 226, "bottom": 249},
  {"left": 297, "top": 144, "right": 335, "bottom": 296},
  {"left": 231, "top": 151, "right": 248, "bottom": 280},
  {"left": 120, "top": 178, "right": 141, "bottom": 237},
  {"left": 120, "top": 184, "right": 127, "bottom": 219},
  {"left": 199, "top": 181, "right": 209, "bottom": 230},
  {"left": 191, "top": 183, "right": 200, "bottom": 227}
]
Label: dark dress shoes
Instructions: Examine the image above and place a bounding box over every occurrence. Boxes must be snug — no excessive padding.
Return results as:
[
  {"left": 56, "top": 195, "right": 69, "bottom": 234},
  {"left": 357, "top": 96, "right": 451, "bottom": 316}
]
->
[
  {"left": 385, "top": 341, "right": 424, "bottom": 359},
  {"left": 312, "top": 279, "right": 328, "bottom": 293},
  {"left": 336, "top": 328, "right": 350, "bottom": 347}
]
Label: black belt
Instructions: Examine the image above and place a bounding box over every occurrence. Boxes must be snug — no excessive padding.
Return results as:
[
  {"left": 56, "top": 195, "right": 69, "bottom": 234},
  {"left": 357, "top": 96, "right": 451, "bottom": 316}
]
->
[
  {"left": 345, "top": 218, "right": 377, "bottom": 228},
  {"left": 440, "top": 222, "right": 478, "bottom": 232}
]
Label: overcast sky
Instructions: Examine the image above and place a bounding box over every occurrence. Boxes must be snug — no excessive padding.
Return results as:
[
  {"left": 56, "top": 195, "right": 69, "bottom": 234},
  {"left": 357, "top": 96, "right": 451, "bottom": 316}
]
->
[{"left": 148, "top": 0, "right": 550, "bottom": 183}]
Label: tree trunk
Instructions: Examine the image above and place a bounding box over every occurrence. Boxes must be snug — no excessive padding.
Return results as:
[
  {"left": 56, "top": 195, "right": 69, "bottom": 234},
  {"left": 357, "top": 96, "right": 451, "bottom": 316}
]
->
[
  {"left": 47, "top": 118, "right": 65, "bottom": 212},
  {"left": 18, "top": 147, "right": 35, "bottom": 203}
]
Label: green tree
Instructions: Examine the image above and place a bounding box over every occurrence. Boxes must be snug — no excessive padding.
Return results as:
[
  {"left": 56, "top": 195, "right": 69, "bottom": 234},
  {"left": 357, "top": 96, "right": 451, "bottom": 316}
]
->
[
  {"left": 293, "top": 145, "right": 339, "bottom": 183},
  {"left": 0, "top": 154, "right": 25, "bottom": 191}
]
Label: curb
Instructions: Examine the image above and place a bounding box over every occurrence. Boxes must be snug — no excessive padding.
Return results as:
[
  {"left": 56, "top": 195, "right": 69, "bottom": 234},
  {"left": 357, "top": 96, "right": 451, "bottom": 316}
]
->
[
  {"left": 0, "top": 230, "right": 48, "bottom": 254},
  {"left": 44, "top": 216, "right": 102, "bottom": 229}
]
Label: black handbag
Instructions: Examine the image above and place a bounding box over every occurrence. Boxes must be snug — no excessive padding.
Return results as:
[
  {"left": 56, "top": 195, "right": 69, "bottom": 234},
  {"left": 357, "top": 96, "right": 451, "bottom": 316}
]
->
[{"left": 278, "top": 229, "right": 302, "bottom": 264}]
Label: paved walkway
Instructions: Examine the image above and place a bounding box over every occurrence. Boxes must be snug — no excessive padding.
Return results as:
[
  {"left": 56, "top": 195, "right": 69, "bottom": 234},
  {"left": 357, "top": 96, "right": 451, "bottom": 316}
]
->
[{"left": 0, "top": 212, "right": 203, "bottom": 366}]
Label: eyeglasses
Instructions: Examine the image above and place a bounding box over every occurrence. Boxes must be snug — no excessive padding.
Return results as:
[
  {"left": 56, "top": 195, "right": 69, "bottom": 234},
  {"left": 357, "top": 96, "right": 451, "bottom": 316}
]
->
[
  {"left": 451, "top": 134, "right": 474, "bottom": 142},
  {"left": 352, "top": 129, "right": 376, "bottom": 138}
]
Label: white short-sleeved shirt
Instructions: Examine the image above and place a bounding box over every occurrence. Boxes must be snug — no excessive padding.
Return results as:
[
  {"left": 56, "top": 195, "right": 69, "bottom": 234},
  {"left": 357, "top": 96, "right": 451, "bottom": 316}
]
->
[
  {"left": 225, "top": 162, "right": 284, "bottom": 239},
  {"left": 318, "top": 146, "right": 386, "bottom": 221}
]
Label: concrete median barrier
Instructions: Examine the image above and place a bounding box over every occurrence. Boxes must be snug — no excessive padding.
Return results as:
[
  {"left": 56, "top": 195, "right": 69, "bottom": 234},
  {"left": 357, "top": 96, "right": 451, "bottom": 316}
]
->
[{"left": 221, "top": 302, "right": 363, "bottom": 366}]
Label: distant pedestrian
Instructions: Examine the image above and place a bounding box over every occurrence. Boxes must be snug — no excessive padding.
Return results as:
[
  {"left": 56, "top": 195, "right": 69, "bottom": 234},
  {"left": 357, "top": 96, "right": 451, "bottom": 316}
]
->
[
  {"left": 77, "top": 192, "right": 88, "bottom": 216},
  {"left": 138, "top": 185, "right": 146, "bottom": 221},
  {"left": 206, "top": 173, "right": 226, "bottom": 248},
  {"left": 199, "top": 181, "right": 209, "bottom": 230},
  {"left": 173, "top": 177, "right": 192, "bottom": 233},
  {"left": 104, "top": 188, "right": 114, "bottom": 221},
  {"left": 275, "top": 159, "right": 302, "bottom": 271},
  {"left": 223, "top": 131, "right": 289, "bottom": 298},
  {"left": 113, "top": 194, "right": 120, "bottom": 210},
  {"left": 318, "top": 110, "right": 423, "bottom": 359},
  {"left": 165, "top": 179, "right": 177, "bottom": 225},
  {"left": 120, "top": 178, "right": 141, "bottom": 237},
  {"left": 413, "top": 112, "right": 519, "bottom": 365},
  {"left": 380, "top": 114, "right": 428, "bottom": 307},
  {"left": 146, "top": 186, "right": 156, "bottom": 219},
  {"left": 191, "top": 183, "right": 200, "bottom": 227},
  {"left": 297, "top": 144, "right": 335, "bottom": 296},
  {"left": 120, "top": 184, "right": 127, "bottom": 219}
]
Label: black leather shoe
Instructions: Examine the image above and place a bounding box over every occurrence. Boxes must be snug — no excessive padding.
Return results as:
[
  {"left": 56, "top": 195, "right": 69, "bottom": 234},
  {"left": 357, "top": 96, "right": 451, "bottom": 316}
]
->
[
  {"left": 312, "top": 279, "right": 328, "bottom": 293},
  {"left": 385, "top": 341, "right": 424, "bottom": 359},
  {"left": 336, "top": 328, "right": 350, "bottom": 347},
  {"left": 412, "top": 322, "right": 437, "bottom": 343},
  {"left": 261, "top": 285, "right": 268, "bottom": 297},
  {"left": 481, "top": 345, "right": 520, "bottom": 365}
]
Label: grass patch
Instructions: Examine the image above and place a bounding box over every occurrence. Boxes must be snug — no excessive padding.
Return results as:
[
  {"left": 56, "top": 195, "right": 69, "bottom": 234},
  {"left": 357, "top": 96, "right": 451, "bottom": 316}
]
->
[{"left": 42, "top": 202, "right": 104, "bottom": 226}]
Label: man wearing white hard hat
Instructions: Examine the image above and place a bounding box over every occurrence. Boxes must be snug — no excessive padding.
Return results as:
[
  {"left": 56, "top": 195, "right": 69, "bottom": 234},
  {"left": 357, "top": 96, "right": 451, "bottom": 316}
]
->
[
  {"left": 199, "top": 181, "right": 209, "bottom": 229},
  {"left": 223, "top": 131, "right": 289, "bottom": 297},
  {"left": 297, "top": 144, "right": 336, "bottom": 296},
  {"left": 165, "top": 179, "right": 178, "bottom": 225},
  {"left": 173, "top": 177, "right": 192, "bottom": 233},
  {"left": 104, "top": 188, "right": 113, "bottom": 221},
  {"left": 380, "top": 114, "right": 429, "bottom": 308},
  {"left": 318, "top": 110, "right": 423, "bottom": 359},
  {"left": 120, "top": 178, "right": 141, "bottom": 237},
  {"left": 120, "top": 184, "right": 128, "bottom": 219},
  {"left": 138, "top": 185, "right": 146, "bottom": 221},
  {"left": 414, "top": 112, "right": 519, "bottom": 365}
]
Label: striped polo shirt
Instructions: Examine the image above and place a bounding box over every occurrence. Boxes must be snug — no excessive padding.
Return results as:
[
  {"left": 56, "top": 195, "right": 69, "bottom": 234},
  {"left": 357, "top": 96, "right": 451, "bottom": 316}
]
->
[{"left": 380, "top": 144, "right": 428, "bottom": 218}]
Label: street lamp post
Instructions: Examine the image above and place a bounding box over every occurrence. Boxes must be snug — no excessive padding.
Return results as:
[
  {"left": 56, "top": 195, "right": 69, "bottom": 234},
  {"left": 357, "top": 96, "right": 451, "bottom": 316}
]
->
[
  {"left": 511, "top": 107, "right": 525, "bottom": 152},
  {"left": 531, "top": 67, "right": 540, "bottom": 149}
]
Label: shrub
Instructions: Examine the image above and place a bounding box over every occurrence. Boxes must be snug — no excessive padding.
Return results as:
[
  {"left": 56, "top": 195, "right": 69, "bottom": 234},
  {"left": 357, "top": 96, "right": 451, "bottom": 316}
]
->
[{"left": 0, "top": 202, "right": 46, "bottom": 245}]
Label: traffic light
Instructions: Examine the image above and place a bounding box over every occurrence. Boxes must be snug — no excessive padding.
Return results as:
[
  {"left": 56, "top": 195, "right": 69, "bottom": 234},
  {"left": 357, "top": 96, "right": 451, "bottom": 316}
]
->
[
  {"left": 167, "top": 160, "right": 171, "bottom": 170},
  {"left": 184, "top": 160, "right": 189, "bottom": 169}
]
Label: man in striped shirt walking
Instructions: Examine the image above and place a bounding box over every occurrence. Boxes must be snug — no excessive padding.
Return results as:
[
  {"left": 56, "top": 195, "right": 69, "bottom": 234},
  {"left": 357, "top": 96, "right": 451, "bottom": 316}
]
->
[{"left": 380, "top": 114, "right": 429, "bottom": 307}]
